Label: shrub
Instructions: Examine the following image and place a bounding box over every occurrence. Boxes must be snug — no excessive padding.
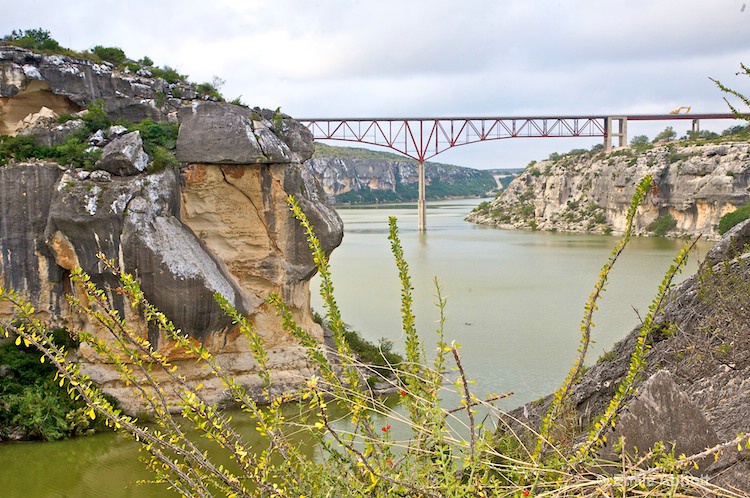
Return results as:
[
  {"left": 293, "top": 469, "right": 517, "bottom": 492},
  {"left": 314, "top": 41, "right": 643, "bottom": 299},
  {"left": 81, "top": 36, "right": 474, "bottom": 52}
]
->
[
  {"left": 653, "top": 126, "right": 677, "bottom": 142},
  {"left": 196, "top": 82, "right": 224, "bottom": 102},
  {"left": 81, "top": 99, "right": 111, "bottom": 133},
  {"left": 150, "top": 65, "right": 186, "bottom": 84},
  {"left": 630, "top": 134, "right": 649, "bottom": 147},
  {"left": 648, "top": 213, "right": 677, "bottom": 236},
  {"left": 147, "top": 146, "right": 178, "bottom": 173},
  {"left": 718, "top": 202, "right": 750, "bottom": 234},
  {"left": 0, "top": 178, "right": 742, "bottom": 496},
  {"left": 2, "top": 28, "right": 60, "bottom": 52},
  {"left": 0, "top": 327, "right": 102, "bottom": 441},
  {"left": 91, "top": 45, "right": 126, "bottom": 65}
]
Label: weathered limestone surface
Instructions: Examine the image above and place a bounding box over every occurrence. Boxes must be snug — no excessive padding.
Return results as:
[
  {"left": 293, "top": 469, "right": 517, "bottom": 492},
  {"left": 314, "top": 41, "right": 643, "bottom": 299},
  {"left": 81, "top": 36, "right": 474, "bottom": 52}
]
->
[
  {"left": 513, "top": 220, "right": 750, "bottom": 491},
  {"left": 597, "top": 370, "right": 718, "bottom": 474},
  {"left": 305, "top": 155, "right": 496, "bottom": 204},
  {"left": 0, "top": 163, "right": 66, "bottom": 320},
  {"left": 467, "top": 143, "right": 750, "bottom": 238},
  {"left": 0, "top": 50, "right": 343, "bottom": 412},
  {"left": 0, "top": 44, "right": 216, "bottom": 135}
]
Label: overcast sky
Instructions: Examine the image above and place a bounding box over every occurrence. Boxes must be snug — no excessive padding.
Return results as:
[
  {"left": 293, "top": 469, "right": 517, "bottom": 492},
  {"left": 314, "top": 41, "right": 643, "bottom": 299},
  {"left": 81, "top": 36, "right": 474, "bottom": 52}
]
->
[{"left": 5, "top": 0, "right": 750, "bottom": 169}]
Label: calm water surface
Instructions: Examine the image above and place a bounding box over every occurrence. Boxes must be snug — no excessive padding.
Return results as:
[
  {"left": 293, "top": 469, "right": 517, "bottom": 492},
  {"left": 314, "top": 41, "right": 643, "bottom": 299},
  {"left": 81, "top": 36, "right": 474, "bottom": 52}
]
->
[
  {"left": 0, "top": 198, "right": 709, "bottom": 497},
  {"left": 312, "top": 198, "right": 709, "bottom": 405}
]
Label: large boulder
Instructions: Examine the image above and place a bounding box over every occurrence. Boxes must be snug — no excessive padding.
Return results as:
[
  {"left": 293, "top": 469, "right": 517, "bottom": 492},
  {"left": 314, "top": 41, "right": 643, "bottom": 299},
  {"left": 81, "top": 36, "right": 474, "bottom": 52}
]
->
[
  {"left": 597, "top": 370, "right": 718, "bottom": 474},
  {"left": 176, "top": 102, "right": 313, "bottom": 165},
  {"left": 44, "top": 168, "right": 245, "bottom": 343},
  {"left": 95, "top": 131, "right": 149, "bottom": 176}
]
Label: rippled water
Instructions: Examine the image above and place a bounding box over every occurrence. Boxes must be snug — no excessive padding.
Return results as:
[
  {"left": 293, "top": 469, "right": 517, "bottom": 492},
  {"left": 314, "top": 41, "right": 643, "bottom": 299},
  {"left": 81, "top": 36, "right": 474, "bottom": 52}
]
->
[{"left": 0, "top": 198, "right": 710, "bottom": 497}]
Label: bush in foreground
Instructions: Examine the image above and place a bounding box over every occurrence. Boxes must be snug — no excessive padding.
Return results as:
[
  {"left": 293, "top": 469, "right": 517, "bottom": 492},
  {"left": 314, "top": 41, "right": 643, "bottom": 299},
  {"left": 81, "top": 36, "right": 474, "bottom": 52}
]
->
[{"left": 0, "top": 178, "right": 747, "bottom": 497}]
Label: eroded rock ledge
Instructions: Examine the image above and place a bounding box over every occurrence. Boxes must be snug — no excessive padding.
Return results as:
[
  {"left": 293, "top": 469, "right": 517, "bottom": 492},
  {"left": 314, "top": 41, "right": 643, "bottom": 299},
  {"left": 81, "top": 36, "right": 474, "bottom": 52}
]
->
[
  {"left": 0, "top": 56, "right": 343, "bottom": 412},
  {"left": 468, "top": 143, "right": 750, "bottom": 238},
  {"left": 513, "top": 220, "right": 750, "bottom": 491}
]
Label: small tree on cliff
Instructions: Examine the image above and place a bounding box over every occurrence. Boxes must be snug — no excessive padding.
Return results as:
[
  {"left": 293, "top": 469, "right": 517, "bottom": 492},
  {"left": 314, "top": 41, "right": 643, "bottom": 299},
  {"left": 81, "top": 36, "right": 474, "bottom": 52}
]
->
[
  {"left": 629, "top": 134, "right": 649, "bottom": 147},
  {"left": 652, "top": 126, "right": 676, "bottom": 142}
]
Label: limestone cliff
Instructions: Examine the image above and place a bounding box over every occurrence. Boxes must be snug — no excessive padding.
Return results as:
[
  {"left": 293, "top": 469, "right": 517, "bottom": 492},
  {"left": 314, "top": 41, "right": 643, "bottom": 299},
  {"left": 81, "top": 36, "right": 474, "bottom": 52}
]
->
[
  {"left": 467, "top": 142, "right": 750, "bottom": 238},
  {"left": 512, "top": 220, "right": 750, "bottom": 490},
  {"left": 0, "top": 45, "right": 343, "bottom": 412},
  {"left": 305, "top": 144, "right": 496, "bottom": 204}
]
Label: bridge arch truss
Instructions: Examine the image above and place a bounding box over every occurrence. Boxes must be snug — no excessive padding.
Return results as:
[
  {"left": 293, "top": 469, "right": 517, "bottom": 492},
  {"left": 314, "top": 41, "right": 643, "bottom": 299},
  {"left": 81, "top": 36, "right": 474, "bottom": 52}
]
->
[{"left": 300, "top": 116, "right": 608, "bottom": 162}]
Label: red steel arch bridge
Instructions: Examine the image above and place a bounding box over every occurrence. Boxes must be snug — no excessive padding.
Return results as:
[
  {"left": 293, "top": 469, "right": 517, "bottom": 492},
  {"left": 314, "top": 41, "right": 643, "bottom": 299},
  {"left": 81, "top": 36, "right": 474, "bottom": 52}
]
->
[{"left": 298, "top": 113, "right": 737, "bottom": 231}]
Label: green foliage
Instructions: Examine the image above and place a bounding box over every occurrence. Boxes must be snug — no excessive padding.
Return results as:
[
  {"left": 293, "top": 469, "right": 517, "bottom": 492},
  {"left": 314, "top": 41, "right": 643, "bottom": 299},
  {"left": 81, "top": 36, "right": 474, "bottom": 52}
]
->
[
  {"left": 91, "top": 45, "right": 126, "bottom": 65},
  {"left": 2, "top": 28, "right": 60, "bottom": 51},
  {"left": 0, "top": 327, "right": 102, "bottom": 441},
  {"left": 630, "top": 134, "right": 650, "bottom": 147},
  {"left": 126, "top": 119, "right": 179, "bottom": 153},
  {"left": 230, "top": 96, "right": 248, "bottom": 108},
  {"left": 472, "top": 200, "right": 491, "bottom": 215},
  {"left": 81, "top": 99, "right": 112, "bottom": 134},
  {"left": 0, "top": 134, "right": 45, "bottom": 165},
  {"left": 0, "top": 178, "right": 741, "bottom": 496},
  {"left": 139, "top": 56, "right": 154, "bottom": 67},
  {"left": 196, "top": 82, "right": 225, "bottom": 102},
  {"left": 0, "top": 133, "right": 100, "bottom": 169},
  {"left": 648, "top": 213, "right": 677, "bottom": 236},
  {"left": 686, "top": 129, "right": 719, "bottom": 141},
  {"left": 653, "top": 126, "right": 677, "bottom": 142},
  {"left": 147, "top": 146, "right": 178, "bottom": 173},
  {"left": 150, "top": 65, "right": 186, "bottom": 84},
  {"left": 718, "top": 202, "right": 750, "bottom": 234}
]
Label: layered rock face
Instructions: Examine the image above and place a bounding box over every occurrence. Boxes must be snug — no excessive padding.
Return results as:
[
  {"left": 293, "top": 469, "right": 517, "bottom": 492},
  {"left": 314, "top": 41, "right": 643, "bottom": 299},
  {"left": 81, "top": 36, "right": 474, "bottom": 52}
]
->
[
  {"left": 513, "top": 221, "right": 750, "bottom": 490},
  {"left": 467, "top": 143, "right": 750, "bottom": 238},
  {"left": 305, "top": 156, "right": 496, "bottom": 204},
  {"left": 0, "top": 45, "right": 210, "bottom": 135},
  {"left": 0, "top": 49, "right": 343, "bottom": 412}
]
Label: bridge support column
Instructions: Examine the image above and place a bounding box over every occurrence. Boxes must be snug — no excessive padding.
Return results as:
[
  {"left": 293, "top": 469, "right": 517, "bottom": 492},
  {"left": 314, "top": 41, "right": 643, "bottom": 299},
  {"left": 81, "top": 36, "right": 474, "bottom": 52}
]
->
[
  {"left": 692, "top": 119, "right": 700, "bottom": 134},
  {"left": 418, "top": 160, "right": 426, "bottom": 231},
  {"left": 604, "top": 116, "right": 628, "bottom": 152}
]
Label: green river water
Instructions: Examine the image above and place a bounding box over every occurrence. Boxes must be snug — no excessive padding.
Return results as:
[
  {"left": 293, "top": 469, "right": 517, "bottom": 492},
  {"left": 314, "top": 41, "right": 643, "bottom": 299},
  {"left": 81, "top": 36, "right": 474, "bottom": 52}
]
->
[{"left": 0, "top": 198, "right": 710, "bottom": 497}]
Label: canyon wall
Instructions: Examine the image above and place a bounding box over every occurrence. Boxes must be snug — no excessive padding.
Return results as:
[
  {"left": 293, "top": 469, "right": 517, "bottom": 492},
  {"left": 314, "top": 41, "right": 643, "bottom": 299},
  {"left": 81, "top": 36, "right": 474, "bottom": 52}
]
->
[
  {"left": 305, "top": 152, "right": 496, "bottom": 204},
  {"left": 0, "top": 45, "right": 342, "bottom": 412},
  {"left": 467, "top": 143, "right": 750, "bottom": 238}
]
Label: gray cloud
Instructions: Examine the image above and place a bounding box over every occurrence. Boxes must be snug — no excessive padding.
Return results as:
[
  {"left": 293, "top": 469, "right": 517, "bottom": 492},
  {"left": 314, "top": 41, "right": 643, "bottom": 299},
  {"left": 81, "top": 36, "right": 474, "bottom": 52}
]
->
[{"left": 4, "top": 0, "right": 750, "bottom": 168}]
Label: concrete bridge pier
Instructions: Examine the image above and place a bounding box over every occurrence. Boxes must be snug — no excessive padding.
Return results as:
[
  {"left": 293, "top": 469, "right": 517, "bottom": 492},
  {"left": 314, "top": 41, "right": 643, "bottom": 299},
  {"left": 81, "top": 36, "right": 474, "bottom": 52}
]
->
[
  {"left": 692, "top": 118, "right": 700, "bottom": 134},
  {"left": 604, "top": 116, "right": 628, "bottom": 151},
  {"left": 418, "top": 161, "right": 426, "bottom": 231}
]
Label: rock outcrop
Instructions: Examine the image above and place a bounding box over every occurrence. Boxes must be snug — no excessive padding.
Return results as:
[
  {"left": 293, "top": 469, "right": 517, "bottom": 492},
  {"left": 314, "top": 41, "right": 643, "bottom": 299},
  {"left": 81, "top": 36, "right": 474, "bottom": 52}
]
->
[
  {"left": 305, "top": 146, "right": 496, "bottom": 204},
  {"left": 0, "top": 48, "right": 343, "bottom": 412},
  {"left": 513, "top": 220, "right": 750, "bottom": 490},
  {"left": 468, "top": 143, "right": 750, "bottom": 238},
  {"left": 0, "top": 44, "right": 232, "bottom": 135}
]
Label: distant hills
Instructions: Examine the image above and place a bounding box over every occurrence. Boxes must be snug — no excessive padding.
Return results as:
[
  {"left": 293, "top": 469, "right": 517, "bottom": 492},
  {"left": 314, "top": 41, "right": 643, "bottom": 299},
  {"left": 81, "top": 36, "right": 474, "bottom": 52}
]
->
[{"left": 305, "top": 143, "right": 501, "bottom": 204}]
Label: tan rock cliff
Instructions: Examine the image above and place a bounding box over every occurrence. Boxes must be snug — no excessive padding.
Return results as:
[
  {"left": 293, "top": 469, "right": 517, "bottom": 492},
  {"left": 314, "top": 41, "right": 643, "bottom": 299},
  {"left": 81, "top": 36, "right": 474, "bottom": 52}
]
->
[{"left": 467, "top": 142, "right": 750, "bottom": 238}]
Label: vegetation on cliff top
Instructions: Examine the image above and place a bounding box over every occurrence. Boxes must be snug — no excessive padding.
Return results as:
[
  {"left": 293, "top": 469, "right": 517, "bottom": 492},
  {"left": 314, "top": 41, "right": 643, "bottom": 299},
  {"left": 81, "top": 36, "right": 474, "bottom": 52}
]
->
[
  {"left": 0, "top": 99, "right": 179, "bottom": 171},
  {"left": 2, "top": 28, "right": 234, "bottom": 103}
]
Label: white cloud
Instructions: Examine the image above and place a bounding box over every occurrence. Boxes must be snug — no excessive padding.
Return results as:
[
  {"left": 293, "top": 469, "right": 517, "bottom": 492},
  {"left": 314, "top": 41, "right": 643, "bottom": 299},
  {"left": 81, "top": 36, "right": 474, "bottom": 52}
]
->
[{"left": 4, "top": 0, "right": 750, "bottom": 168}]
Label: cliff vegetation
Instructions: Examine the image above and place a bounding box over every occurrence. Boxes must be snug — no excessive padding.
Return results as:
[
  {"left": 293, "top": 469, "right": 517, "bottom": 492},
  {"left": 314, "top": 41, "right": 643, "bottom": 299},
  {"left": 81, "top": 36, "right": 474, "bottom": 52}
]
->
[{"left": 467, "top": 124, "right": 750, "bottom": 238}]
